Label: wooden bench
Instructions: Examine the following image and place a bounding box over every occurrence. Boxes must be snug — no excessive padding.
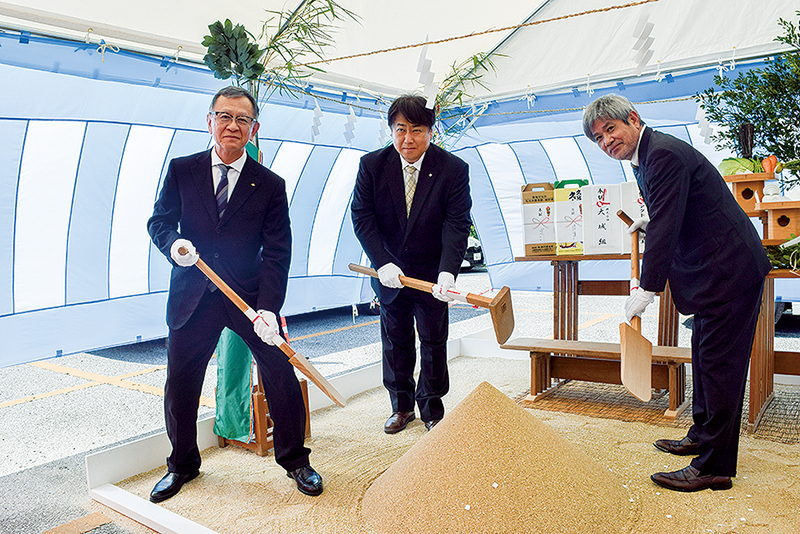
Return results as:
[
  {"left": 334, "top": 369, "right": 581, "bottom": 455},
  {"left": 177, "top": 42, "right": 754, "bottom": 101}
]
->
[{"left": 501, "top": 337, "right": 692, "bottom": 419}]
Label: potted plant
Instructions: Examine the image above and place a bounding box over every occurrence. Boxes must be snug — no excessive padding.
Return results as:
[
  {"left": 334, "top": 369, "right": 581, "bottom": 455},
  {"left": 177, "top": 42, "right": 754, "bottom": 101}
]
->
[{"left": 695, "top": 10, "right": 800, "bottom": 189}]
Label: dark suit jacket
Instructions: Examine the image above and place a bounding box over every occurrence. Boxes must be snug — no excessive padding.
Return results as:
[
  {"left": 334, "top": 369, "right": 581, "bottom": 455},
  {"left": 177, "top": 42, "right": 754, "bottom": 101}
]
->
[
  {"left": 637, "top": 127, "right": 771, "bottom": 315},
  {"left": 351, "top": 143, "right": 472, "bottom": 303},
  {"left": 148, "top": 149, "right": 291, "bottom": 329}
]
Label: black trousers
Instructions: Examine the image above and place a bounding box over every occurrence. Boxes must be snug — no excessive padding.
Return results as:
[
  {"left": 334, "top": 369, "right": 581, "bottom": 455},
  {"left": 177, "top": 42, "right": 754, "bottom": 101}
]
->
[
  {"left": 164, "top": 289, "right": 310, "bottom": 475},
  {"left": 380, "top": 288, "right": 449, "bottom": 422},
  {"left": 688, "top": 278, "right": 764, "bottom": 477}
]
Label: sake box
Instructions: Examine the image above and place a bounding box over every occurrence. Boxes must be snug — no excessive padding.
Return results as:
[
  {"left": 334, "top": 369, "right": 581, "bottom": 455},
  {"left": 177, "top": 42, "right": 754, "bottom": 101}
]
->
[
  {"left": 554, "top": 179, "right": 587, "bottom": 255},
  {"left": 582, "top": 184, "right": 623, "bottom": 255},
  {"left": 619, "top": 181, "right": 648, "bottom": 254},
  {"left": 521, "top": 183, "right": 556, "bottom": 256}
]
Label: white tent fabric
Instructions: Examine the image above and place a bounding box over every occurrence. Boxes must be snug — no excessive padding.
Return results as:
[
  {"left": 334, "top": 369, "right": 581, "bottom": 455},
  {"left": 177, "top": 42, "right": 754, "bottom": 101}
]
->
[{"left": 1, "top": 0, "right": 798, "bottom": 366}]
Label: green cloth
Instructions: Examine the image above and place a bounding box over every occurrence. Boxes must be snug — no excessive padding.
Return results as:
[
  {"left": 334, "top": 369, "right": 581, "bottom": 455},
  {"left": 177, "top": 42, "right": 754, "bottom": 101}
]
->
[
  {"left": 215, "top": 143, "right": 261, "bottom": 442},
  {"left": 213, "top": 328, "right": 253, "bottom": 443}
]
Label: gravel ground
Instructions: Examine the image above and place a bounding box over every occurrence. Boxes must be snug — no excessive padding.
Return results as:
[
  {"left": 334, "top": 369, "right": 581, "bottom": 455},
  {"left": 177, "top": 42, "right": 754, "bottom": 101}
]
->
[{"left": 1, "top": 266, "right": 798, "bottom": 534}]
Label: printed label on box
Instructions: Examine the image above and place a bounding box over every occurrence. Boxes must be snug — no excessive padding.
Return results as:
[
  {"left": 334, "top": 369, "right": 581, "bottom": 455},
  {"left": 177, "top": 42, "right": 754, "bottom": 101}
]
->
[
  {"left": 521, "top": 183, "right": 556, "bottom": 255},
  {"left": 582, "top": 184, "right": 622, "bottom": 255},
  {"left": 619, "top": 181, "right": 648, "bottom": 253},
  {"left": 554, "top": 181, "right": 586, "bottom": 256}
]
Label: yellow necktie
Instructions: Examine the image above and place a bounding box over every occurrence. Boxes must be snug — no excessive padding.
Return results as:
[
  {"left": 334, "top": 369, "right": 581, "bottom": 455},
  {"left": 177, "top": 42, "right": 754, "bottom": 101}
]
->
[{"left": 404, "top": 165, "right": 417, "bottom": 217}]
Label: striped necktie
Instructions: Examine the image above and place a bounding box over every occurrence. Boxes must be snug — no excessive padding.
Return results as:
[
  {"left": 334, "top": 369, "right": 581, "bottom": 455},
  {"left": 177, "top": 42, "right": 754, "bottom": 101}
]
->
[
  {"left": 216, "top": 164, "right": 229, "bottom": 218},
  {"left": 404, "top": 165, "right": 417, "bottom": 217}
]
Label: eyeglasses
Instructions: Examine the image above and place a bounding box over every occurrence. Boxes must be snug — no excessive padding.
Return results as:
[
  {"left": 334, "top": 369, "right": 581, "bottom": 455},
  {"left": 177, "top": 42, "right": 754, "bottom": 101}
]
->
[{"left": 210, "top": 111, "right": 256, "bottom": 127}]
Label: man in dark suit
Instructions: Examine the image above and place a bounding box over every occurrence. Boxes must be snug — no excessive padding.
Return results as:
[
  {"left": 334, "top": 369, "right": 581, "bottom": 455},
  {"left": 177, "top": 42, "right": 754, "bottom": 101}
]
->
[
  {"left": 583, "top": 94, "right": 771, "bottom": 492},
  {"left": 147, "top": 86, "right": 322, "bottom": 502},
  {"left": 351, "top": 94, "right": 472, "bottom": 433}
]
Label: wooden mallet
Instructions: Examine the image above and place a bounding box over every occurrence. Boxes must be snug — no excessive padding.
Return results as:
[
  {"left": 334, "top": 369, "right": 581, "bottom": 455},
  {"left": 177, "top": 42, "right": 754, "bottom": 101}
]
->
[
  {"left": 179, "top": 247, "right": 346, "bottom": 407},
  {"left": 348, "top": 263, "right": 514, "bottom": 344}
]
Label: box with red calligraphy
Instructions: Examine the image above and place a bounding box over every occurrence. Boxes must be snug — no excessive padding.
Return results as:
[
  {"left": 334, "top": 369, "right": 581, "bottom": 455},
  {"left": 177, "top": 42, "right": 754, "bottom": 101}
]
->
[
  {"left": 554, "top": 179, "right": 588, "bottom": 255},
  {"left": 581, "top": 184, "right": 623, "bottom": 255},
  {"left": 619, "top": 181, "right": 648, "bottom": 254},
  {"left": 521, "top": 183, "right": 557, "bottom": 255}
]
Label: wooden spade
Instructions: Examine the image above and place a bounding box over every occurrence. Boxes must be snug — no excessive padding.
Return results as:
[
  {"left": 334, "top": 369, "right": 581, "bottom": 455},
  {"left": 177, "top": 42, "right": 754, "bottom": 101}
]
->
[
  {"left": 179, "top": 248, "right": 346, "bottom": 407},
  {"left": 616, "top": 210, "right": 652, "bottom": 402},
  {"left": 348, "top": 263, "right": 514, "bottom": 344}
]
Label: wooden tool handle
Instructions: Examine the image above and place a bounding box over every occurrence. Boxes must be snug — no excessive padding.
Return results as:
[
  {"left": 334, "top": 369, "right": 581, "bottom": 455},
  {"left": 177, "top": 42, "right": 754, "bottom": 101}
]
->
[
  {"left": 179, "top": 247, "right": 249, "bottom": 314},
  {"left": 347, "top": 263, "right": 493, "bottom": 307},
  {"left": 178, "top": 247, "right": 346, "bottom": 407},
  {"left": 615, "top": 213, "right": 643, "bottom": 332},
  {"left": 616, "top": 210, "right": 634, "bottom": 227}
]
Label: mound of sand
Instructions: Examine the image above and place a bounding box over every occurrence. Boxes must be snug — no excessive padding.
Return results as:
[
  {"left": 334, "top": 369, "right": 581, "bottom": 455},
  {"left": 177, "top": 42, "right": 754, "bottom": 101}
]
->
[{"left": 361, "top": 381, "right": 634, "bottom": 533}]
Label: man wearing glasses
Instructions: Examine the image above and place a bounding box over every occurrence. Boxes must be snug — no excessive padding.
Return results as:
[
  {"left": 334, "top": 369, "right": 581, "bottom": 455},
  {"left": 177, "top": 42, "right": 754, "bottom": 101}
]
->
[{"left": 147, "top": 86, "right": 321, "bottom": 502}]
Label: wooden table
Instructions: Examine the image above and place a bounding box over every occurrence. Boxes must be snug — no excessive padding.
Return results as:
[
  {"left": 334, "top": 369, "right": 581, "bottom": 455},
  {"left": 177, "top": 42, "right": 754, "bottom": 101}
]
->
[
  {"left": 513, "top": 254, "right": 685, "bottom": 414},
  {"left": 514, "top": 253, "right": 681, "bottom": 345},
  {"left": 515, "top": 255, "right": 799, "bottom": 433}
]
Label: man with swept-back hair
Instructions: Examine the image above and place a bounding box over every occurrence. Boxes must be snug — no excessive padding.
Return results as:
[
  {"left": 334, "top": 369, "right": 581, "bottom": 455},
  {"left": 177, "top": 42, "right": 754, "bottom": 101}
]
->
[
  {"left": 583, "top": 93, "right": 770, "bottom": 492},
  {"left": 351, "top": 94, "right": 472, "bottom": 434},
  {"left": 147, "top": 85, "right": 322, "bottom": 502}
]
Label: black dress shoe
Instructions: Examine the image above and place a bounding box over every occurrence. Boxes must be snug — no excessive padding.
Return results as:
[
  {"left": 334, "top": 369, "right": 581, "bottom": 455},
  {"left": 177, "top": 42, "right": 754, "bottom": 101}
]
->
[
  {"left": 149, "top": 469, "right": 200, "bottom": 503},
  {"left": 287, "top": 465, "right": 323, "bottom": 496},
  {"left": 384, "top": 411, "right": 415, "bottom": 434},
  {"left": 651, "top": 465, "right": 732, "bottom": 492},
  {"left": 424, "top": 419, "right": 441, "bottom": 431},
  {"left": 654, "top": 436, "right": 699, "bottom": 455}
]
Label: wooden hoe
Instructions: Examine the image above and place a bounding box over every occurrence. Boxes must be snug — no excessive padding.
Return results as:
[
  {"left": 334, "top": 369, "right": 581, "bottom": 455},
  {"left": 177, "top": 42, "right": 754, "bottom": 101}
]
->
[
  {"left": 180, "top": 248, "right": 346, "bottom": 407},
  {"left": 348, "top": 263, "right": 514, "bottom": 344}
]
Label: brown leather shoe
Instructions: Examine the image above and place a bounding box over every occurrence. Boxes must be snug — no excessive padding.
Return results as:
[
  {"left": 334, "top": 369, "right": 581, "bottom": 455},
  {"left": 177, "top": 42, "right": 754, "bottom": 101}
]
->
[
  {"left": 424, "top": 419, "right": 440, "bottom": 431},
  {"left": 654, "top": 436, "right": 699, "bottom": 455},
  {"left": 384, "top": 411, "right": 415, "bottom": 434},
  {"left": 651, "top": 465, "right": 732, "bottom": 492}
]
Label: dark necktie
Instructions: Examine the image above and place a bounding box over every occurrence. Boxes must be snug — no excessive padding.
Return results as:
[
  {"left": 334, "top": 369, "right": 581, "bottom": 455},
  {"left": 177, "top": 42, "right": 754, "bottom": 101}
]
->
[
  {"left": 216, "top": 164, "right": 229, "bottom": 218},
  {"left": 631, "top": 164, "right": 643, "bottom": 190}
]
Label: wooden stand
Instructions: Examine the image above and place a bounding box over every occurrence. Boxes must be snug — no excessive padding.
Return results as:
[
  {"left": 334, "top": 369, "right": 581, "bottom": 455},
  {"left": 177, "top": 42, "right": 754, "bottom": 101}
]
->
[
  {"left": 755, "top": 200, "right": 800, "bottom": 242},
  {"left": 724, "top": 172, "right": 772, "bottom": 213},
  {"left": 218, "top": 375, "right": 311, "bottom": 456},
  {"left": 510, "top": 254, "right": 688, "bottom": 419},
  {"left": 747, "top": 270, "right": 800, "bottom": 433},
  {"left": 724, "top": 172, "right": 771, "bottom": 235}
]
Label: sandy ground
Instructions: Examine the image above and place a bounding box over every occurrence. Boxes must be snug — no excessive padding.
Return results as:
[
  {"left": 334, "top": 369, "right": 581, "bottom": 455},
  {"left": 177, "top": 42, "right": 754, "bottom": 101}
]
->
[{"left": 111, "top": 355, "right": 800, "bottom": 534}]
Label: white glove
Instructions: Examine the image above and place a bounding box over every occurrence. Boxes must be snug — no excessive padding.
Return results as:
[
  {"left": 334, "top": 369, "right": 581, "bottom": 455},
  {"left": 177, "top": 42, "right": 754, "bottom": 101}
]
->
[
  {"left": 377, "top": 262, "right": 404, "bottom": 289},
  {"left": 625, "top": 287, "right": 656, "bottom": 322},
  {"left": 431, "top": 271, "right": 456, "bottom": 302},
  {"left": 170, "top": 239, "right": 198, "bottom": 267},
  {"left": 626, "top": 217, "right": 649, "bottom": 235},
  {"left": 253, "top": 309, "right": 279, "bottom": 345}
]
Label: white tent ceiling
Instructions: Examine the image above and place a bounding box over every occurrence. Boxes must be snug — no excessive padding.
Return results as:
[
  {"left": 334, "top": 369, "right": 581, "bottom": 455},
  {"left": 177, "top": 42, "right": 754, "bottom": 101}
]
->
[
  {"left": 2, "top": 0, "right": 799, "bottom": 366},
  {"left": 0, "top": 0, "right": 795, "bottom": 100}
]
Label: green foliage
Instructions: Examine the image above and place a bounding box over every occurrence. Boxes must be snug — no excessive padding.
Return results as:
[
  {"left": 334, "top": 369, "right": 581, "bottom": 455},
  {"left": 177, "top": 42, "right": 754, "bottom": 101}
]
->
[
  {"left": 695, "top": 10, "right": 800, "bottom": 188},
  {"left": 433, "top": 52, "right": 502, "bottom": 149},
  {"left": 765, "top": 236, "right": 800, "bottom": 269},
  {"left": 202, "top": 20, "right": 265, "bottom": 87},
  {"left": 258, "top": 0, "right": 358, "bottom": 98},
  {"left": 202, "top": 1, "right": 358, "bottom": 102}
]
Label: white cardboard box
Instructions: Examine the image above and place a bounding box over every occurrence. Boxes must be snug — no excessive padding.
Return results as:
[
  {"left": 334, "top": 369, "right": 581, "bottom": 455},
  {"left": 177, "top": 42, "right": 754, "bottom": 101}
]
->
[
  {"left": 521, "top": 183, "right": 556, "bottom": 255},
  {"left": 582, "top": 184, "right": 623, "bottom": 255},
  {"left": 554, "top": 180, "right": 586, "bottom": 255},
  {"left": 619, "top": 181, "right": 648, "bottom": 253}
]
